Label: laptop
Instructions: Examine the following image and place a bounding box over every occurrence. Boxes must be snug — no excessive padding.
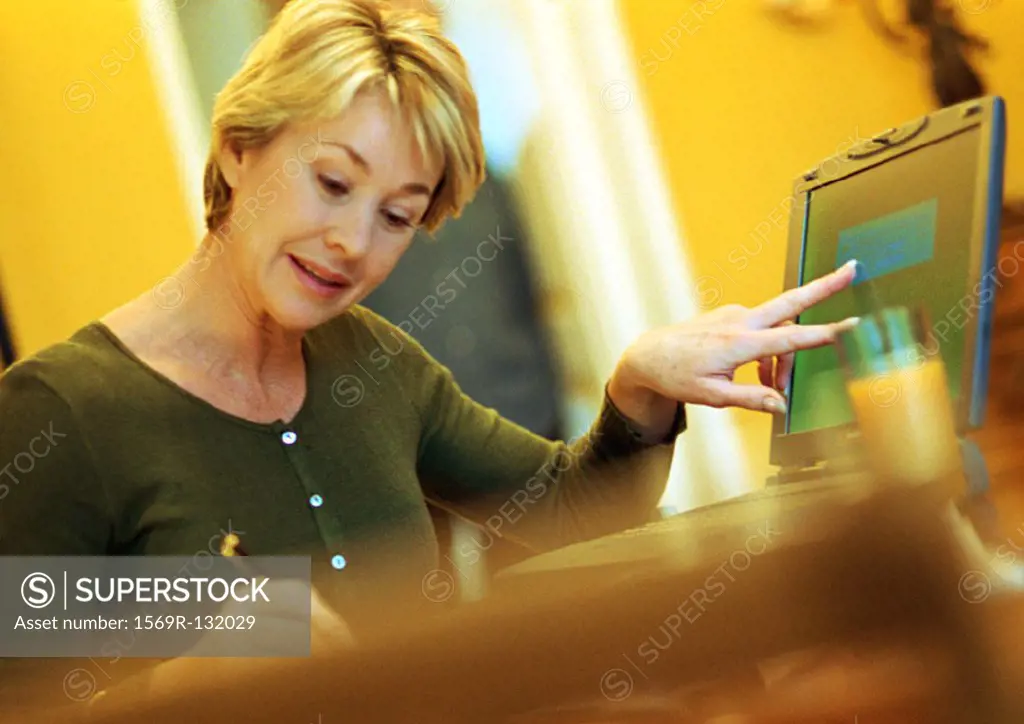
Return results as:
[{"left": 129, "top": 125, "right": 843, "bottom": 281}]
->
[{"left": 768, "top": 96, "right": 1007, "bottom": 487}]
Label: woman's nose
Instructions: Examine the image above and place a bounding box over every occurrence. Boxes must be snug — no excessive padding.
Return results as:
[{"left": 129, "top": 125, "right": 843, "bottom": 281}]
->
[{"left": 324, "top": 212, "right": 373, "bottom": 259}]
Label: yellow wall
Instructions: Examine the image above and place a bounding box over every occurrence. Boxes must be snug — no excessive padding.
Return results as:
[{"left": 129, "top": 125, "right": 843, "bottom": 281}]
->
[
  {"left": 619, "top": 0, "right": 1024, "bottom": 484},
  {"left": 0, "top": 0, "right": 195, "bottom": 358}
]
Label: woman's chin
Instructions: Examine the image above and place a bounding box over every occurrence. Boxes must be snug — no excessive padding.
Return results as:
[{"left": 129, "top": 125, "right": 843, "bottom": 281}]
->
[{"left": 268, "top": 297, "right": 347, "bottom": 333}]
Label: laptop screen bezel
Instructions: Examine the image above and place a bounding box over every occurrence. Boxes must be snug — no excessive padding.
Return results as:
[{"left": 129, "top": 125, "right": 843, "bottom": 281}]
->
[{"left": 769, "top": 96, "right": 1007, "bottom": 471}]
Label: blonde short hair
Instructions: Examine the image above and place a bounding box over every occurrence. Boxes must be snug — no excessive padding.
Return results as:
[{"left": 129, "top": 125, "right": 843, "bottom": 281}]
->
[{"left": 203, "top": 0, "right": 485, "bottom": 236}]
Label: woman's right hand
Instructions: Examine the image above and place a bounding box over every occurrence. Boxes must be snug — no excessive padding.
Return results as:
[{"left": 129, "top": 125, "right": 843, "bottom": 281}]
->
[{"left": 611, "top": 260, "right": 860, "bottom": 417}]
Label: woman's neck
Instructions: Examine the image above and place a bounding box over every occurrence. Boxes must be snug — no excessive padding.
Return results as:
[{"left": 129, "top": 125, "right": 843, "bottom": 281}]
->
[{"left": 118, "top": 238, "right": 306, "bottom": 386}]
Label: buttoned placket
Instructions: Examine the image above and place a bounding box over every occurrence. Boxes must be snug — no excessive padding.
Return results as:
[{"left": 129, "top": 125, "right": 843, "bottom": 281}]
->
[{"left": 271, "top": 421, "right": 347, "bottom": 574}]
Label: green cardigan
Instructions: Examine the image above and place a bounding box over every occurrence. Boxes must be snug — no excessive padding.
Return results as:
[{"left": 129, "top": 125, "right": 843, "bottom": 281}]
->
[{"left": 0, "top": 305, "right": 683, "bottom": 704}]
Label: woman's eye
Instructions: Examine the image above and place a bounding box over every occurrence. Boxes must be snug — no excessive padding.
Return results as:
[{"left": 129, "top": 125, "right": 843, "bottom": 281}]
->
[
  {"left": 382, "top": 211, "right": 413, "bottom": 230},
  {"left": 318, "top": 175, "right": 349, "bottom": 197}
]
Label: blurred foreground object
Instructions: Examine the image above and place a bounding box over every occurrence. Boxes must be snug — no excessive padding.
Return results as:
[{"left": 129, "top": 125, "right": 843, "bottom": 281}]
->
[
  {"left": 69, "top": 479, "right": 1024, "bottom": 724},
  {"left": 837, "top": 305, "right": 964, "bottom": 498}
]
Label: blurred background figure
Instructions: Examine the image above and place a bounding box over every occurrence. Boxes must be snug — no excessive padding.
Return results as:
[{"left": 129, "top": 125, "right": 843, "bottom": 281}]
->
[{"left": 361, "top": 176, "right": 565, "bottom": 442}]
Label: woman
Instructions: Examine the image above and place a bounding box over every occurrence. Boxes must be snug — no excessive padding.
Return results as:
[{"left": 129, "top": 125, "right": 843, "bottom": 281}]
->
[{"left": 0, "top": 0, "right": 857, "bottom": 708}]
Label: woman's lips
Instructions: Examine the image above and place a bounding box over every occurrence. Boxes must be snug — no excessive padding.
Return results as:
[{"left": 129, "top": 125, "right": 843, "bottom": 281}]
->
[{"left": 288, "top": 254, "right": 351, "bottom": 298}]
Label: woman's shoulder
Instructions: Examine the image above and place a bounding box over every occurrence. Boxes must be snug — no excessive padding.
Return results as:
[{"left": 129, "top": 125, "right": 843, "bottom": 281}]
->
[
  {"left": 317, "top": 304, "right": 397, "bottom": 339},
  {"left": 0, "top": 322, "right": 130, "bottom": 407},
  {"left": 312, "top": 306, "right": 449, "bottom": 400},
  {"left": 314, "top": 305, "right": 431, "bottom": 362}
]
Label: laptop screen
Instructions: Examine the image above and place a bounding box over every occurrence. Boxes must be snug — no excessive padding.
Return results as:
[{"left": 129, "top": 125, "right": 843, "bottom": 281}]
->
[{"left": 787, "top": 127, "right": 981, "bottom": 435}]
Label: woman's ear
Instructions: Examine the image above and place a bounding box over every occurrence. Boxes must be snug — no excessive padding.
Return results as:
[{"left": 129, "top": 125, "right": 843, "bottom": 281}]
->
[{"left": 216, "top": 139, "right": 245, "bottom": 190}]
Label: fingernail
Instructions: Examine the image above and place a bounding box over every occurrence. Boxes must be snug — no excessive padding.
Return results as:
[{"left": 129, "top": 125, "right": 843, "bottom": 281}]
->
[
  {"left": 764, "top": 398, "right": 787, "bottom": 415},
  {"left": 841, "top": 258, "right": 859, "bottom": 272}
]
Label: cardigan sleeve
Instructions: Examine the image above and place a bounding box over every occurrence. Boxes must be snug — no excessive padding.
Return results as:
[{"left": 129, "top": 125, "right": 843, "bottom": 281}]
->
[
  {"left": 0, "top": 362, "right": 113, "bottom": 556},
  {"left": 0, "top": 363, "right": 118, "bottom": 715},
  {"left": 355, "top": 309, "right": 686, "bottom": 553}
]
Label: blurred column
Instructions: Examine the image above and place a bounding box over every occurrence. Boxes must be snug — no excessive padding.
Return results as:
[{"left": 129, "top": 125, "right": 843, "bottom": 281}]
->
[
  {"left": 142, "top": 0, "right": 208, "bottom": 237},
  {"left": 508, "top": 0, "right": 754, "bottom": 509}
]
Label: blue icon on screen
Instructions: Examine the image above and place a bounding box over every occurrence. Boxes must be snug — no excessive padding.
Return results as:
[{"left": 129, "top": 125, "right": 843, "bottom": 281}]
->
[{"left": 837, "top": 198, "right": 938, "bottom": 285}]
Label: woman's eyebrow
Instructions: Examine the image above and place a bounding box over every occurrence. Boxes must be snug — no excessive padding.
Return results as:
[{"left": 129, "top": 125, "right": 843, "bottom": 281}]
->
[
  {"left": 322, "top": 140, "right": 432, "bottom": 197},
  {"left": 322, "top": 140, "right": 370, "bottom": 172}
]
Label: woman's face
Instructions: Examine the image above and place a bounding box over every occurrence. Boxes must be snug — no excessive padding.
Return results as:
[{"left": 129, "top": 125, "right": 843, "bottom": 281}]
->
[{"left": 217, "top": 88, "right": 443, "bottom": 332}]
